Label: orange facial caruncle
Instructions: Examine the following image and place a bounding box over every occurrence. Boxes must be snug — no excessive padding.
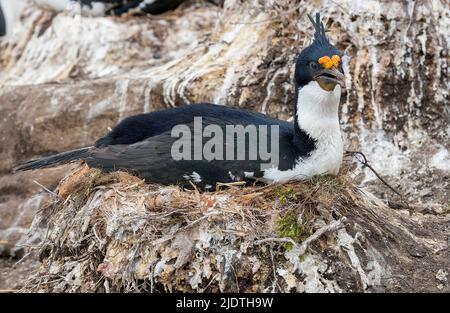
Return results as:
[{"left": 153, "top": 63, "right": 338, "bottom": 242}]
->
[{"left": 318, "top": 55, "right": 340, "bottom": 69}]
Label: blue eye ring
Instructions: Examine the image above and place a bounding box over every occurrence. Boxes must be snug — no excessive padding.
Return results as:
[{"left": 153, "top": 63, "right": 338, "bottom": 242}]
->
[{"left": 309, "top": 62, "right": 319, "bottom": 70}]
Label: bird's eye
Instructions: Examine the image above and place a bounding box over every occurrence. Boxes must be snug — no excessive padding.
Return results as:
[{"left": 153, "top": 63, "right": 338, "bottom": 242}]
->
[{"left": 309, "top": 62, "right": 319, "bottom": 70}]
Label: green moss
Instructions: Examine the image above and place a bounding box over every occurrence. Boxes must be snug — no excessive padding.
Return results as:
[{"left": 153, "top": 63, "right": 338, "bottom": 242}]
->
[
  {"left": 276, "top": 210, "right": 304, "bottom": 250},
  {"left": 274, "top": 186, "right": 297, "bottom": 204}
]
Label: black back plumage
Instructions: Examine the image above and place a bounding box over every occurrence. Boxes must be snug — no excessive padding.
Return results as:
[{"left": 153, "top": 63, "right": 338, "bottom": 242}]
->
[{"left": 88, "top": 104, "right": 289, "bottom": 188}]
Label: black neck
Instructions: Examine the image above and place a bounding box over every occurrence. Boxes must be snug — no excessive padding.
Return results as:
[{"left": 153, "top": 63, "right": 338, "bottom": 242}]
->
[{"left": 293, "top": 83, "right": 302, "bottom": 135}]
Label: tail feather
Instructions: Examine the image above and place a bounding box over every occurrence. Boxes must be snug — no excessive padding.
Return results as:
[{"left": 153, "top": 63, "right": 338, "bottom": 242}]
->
[{"left": 13, "top": 147, "right": 92, "bottom": 172}]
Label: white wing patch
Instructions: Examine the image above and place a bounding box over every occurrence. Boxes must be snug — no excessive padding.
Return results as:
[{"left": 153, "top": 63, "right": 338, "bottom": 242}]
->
[
  {"left": 228, "top": 171, "right": 237, "bottom": 181},
  {"left": 139, "top": 0, "right": 158, "bottom": 9},
  {"left": 183, "top": 171, "right": 202, "bottom": 183}
]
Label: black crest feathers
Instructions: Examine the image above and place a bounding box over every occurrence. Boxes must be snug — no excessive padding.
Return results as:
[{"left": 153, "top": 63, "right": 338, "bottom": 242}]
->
[{"left": 307, "top": 13, "right": 329, "bottom": 46}]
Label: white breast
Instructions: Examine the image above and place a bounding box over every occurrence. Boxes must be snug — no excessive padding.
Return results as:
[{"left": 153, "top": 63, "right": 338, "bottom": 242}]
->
[{"left": 263, "top": 82, "right": 343, "bottom": 183}]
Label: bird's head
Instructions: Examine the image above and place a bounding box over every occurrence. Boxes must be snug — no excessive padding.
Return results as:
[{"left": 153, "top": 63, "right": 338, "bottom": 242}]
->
[{"left": 295, "top": 13, "right": 344, "bottom": 92}]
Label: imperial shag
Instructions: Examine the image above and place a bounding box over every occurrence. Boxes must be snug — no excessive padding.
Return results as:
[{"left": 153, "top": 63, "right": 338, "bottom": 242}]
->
[
  {"left": 33, "top": 0, "right": 185, "bottom": 16},
  {"left": 14, "top": 13, "right": 346, "bottom": 191}
]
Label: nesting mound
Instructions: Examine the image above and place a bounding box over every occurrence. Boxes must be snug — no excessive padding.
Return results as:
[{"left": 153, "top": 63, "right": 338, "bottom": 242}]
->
[{"left": 22, "top": 166, "right": 448, "bottom": 292}]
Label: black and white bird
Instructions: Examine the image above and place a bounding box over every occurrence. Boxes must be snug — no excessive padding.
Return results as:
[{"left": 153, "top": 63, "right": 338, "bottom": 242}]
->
[
  {"left": 33, "top": 0, "right": 185, "bottom": 16},
  {"left": 0, "top": 1, "right": 187, "bottom": 37},
  {"left": 14, "top": 13, "right": 345, "bottom": 191}
]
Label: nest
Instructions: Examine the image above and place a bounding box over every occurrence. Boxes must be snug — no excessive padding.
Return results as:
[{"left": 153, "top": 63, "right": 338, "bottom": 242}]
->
[{"left": 21, "top": 165, "right": 400, "bottom": 293}]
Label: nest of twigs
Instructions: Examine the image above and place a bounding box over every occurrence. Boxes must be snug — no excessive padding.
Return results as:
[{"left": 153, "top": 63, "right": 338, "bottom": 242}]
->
[{"left": 21, "top": 165, "right": 399, "bottom": 293}]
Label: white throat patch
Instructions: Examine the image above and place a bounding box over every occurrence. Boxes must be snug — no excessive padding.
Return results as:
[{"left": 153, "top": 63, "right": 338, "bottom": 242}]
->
[{"left": 263, "top": 81, "right": 343, "bottom": 183}]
